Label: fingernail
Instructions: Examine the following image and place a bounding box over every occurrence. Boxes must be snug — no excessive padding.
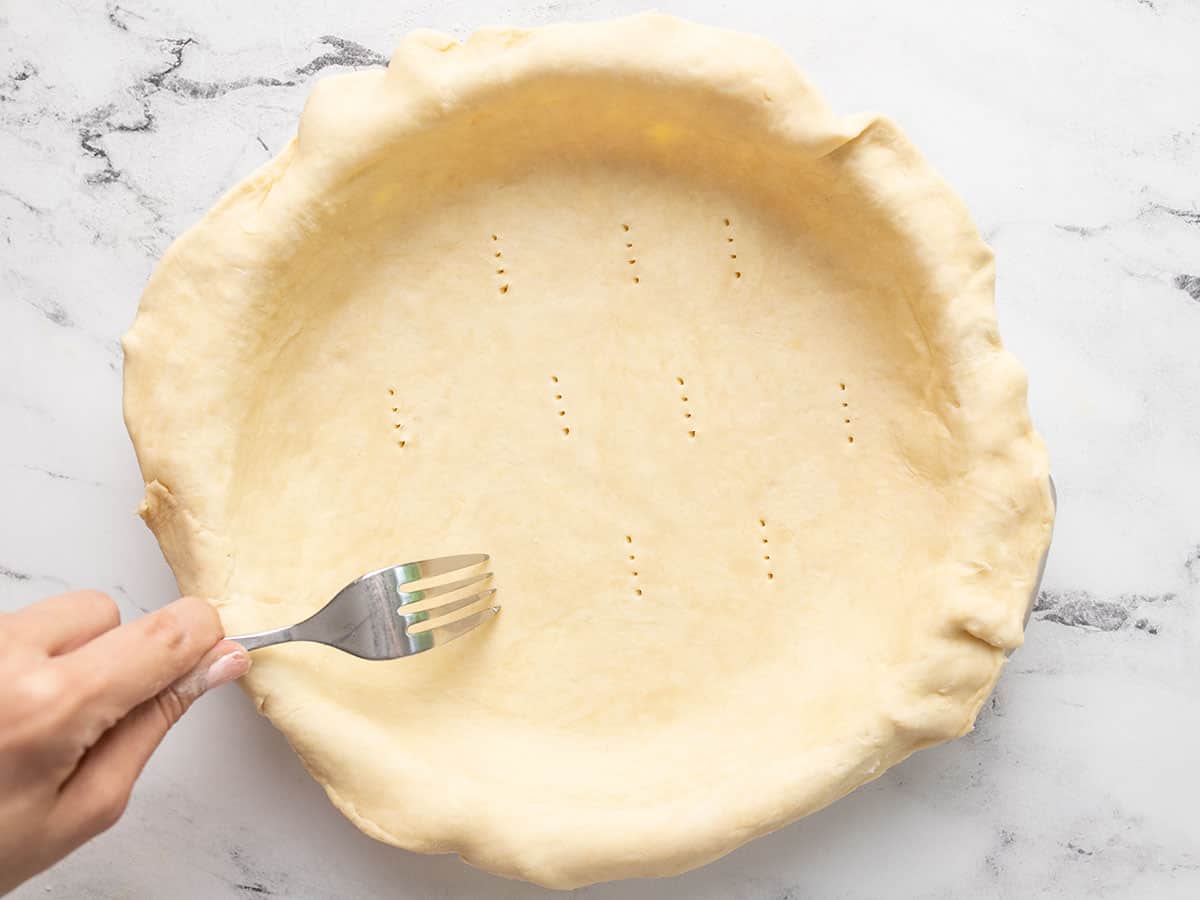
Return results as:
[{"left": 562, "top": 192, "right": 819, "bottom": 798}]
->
[{"left": 205, "top": 649, "right": 251, "bottom": 690}]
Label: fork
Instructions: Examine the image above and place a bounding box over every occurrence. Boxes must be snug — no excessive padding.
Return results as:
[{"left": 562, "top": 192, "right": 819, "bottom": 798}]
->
[{"left": 228, "top": 554, "right": 498, "bottom": 660}]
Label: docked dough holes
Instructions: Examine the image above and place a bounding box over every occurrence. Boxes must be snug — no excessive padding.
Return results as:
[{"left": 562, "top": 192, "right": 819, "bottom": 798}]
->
[
  {"left": 386, "top": 387, "right": 408, "bottom": 448},
  {"left": 840, "top": 382, "right": 856, "bottom": 444},
  {"left": 491, "top": 233, "right": 509, "bottom": 295}
]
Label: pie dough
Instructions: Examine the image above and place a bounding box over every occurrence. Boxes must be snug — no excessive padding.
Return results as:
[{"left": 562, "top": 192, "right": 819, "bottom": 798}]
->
[{"left": 124, "top": 14, "right": 1054, "bottom": 888}]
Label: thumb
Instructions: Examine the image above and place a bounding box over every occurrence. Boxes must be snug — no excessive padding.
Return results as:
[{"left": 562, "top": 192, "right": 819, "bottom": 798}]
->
[
  {"left": 52, "top": 641, "right": 251, "bottom": 843},
  {"left": 166, "top": 639, "right": 253, "bottom": 712}
]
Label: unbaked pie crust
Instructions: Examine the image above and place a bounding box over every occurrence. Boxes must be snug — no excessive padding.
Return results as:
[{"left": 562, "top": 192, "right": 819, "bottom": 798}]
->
[{"left": 124, "top": 14, "right": 1054, "bottom": 888}]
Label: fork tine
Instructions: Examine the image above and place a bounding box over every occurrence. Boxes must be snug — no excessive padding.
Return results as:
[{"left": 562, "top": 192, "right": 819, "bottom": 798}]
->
[
  {"left": 407, "top": 553, "right": 489, "bottom": 579},
  {"left": 407, "top": 605, "right": 500, "bottom": 650},
  {"left": 360, "top": 553, "right": 489, "bottom": 591},
  {"left": 400, "top": 588, "right": 497, "bottom": 626},
  {"left": 395, "top": 571, "right": 492, "bottom": 610}
]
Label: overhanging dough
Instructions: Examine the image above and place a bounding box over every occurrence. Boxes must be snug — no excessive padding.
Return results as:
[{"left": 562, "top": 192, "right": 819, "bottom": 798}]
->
[{"left": 123, "top": 14, "right": 1054, "bottom": 888}]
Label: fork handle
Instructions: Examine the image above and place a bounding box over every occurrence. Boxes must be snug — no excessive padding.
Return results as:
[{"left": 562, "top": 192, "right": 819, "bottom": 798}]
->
[{"left": 227, "top": 625, "right": 302, "bottom": 652}]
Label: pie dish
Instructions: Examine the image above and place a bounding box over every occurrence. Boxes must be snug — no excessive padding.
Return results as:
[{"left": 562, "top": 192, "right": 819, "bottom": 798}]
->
[{"left": 123, "top": 14, "right": 1055, "bottom": 888}]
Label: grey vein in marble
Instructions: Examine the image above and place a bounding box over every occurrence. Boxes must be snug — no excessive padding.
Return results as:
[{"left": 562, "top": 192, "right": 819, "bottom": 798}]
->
[
  {"left": 1033, "top": 589, "right": 1175, "bottom": 632},
  {"left": 1150, "top": 203, "right": 1200, "bottom": 226},
  {"left": 1055, "top": 222, "right": 1110, "bottom": 237},
  {"left": 20, "top": 294, "right": 73, "bottom": 327},
  {"left": 150, "top": 34, "right": 387, "bottom": 99},
  {"left": 1174, "top": 273, "right": 1200, "bottom": 301},
  {"left": 1186, "top": 545, "right": 1200, "bottom": 584},
  {"left": 0, "top": 187, "right": 45, "bottom": 216},
  {"left": 0, "top": 62, "right": 38, "bottom": 102},
  {"left": 106, "top": 0, "right": 136, "bottom": 32},
  {"left": 227, "top": 846, "right": 288, "bottom": 898},
  {"left": 293, "top": 35, "right": 389, "bottom": 76},
  {"left": 147, "top": 37, "right": 294, "bottom": 101},
  {"left": 0, "top": 565, "right": 33, "bottom": 582},
  {"left": 61, "top": 30, "right": 388, "bottom": 244},
  {"left": 22, "top": 464, "right": 106, "bottom": 488}
]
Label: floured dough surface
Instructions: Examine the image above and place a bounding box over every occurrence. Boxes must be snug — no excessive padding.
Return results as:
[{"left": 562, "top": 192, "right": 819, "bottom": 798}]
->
[{"left": 124, "top": 14, "right": 1053, "bottom": 888}]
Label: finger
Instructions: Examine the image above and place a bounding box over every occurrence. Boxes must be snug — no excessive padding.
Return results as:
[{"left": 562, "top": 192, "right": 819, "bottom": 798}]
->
[
  {"left": 51, "top": 640, "right": 250, "bottom": 846},
  {"left": 6, "top": 590, "right": 121, "bottom": 655},
  {"left": 62, "top": 596, "right": 224, "bottom": 722}
]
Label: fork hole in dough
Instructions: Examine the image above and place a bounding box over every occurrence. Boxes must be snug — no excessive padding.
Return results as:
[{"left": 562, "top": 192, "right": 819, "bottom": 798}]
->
[{"left": 760, "top": 521, "right": 773, "bottom": 577}]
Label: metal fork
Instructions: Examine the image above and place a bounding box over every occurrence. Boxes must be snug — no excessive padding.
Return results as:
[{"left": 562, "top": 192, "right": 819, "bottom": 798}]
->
[{"left": 229, "top": 554, "right": 498, "bottom": 660}]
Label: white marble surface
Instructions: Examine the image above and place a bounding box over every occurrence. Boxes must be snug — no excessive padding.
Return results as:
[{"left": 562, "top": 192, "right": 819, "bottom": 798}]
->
[{"left": 2, "top": 0, "right": 1198, "bottom": 896}]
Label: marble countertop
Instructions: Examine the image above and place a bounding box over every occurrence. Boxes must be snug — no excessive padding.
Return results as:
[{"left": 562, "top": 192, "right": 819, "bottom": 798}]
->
[{"left": 2, "top": 0, "right": 1197, "bottom": 897}]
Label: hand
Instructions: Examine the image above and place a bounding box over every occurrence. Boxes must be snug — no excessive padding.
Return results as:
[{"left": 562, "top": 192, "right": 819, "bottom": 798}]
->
[{"left": 0, "top": 591, "right": 250, "bottom": 894}]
